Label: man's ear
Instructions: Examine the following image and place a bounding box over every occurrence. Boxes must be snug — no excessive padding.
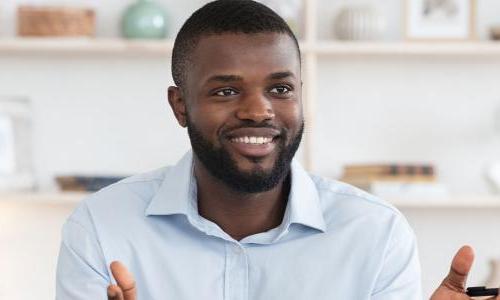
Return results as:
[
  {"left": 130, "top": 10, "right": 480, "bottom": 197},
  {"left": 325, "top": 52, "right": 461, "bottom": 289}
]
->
[{"left": 168, "top": 86, "right": 187, "bottom": 128}]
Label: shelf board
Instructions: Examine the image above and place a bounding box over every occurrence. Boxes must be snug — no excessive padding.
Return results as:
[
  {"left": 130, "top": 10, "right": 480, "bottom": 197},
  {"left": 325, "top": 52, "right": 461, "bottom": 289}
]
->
[
  {"left": 2, "top": 38, "right": 500, "bottom": 57},
  {"left": 0, "top": 38, "right": 173, "bottom": 55},
  {"left": 1, "top": 192, "right": 500, "bottom": 209},
  {"left": 388, "top": 195, "right": 500, "bottom": 209},
  {"left": 311, "top": 41, "right": 500, "bottom": 56},
  {"left": 0, "top": 192, "right": 86, "bottom": 204}
]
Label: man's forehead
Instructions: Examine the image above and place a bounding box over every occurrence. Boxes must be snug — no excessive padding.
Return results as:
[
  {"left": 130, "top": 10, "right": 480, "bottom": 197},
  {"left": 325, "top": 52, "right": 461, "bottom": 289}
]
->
[{"left": 189, "top": 32, "right": 300, "bottom": 80}]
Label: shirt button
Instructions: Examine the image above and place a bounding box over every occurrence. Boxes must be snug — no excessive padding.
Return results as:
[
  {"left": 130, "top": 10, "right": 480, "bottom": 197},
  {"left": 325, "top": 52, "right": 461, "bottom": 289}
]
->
[{"left": 233, "top": 245, "right": 242, "bottom": 254}]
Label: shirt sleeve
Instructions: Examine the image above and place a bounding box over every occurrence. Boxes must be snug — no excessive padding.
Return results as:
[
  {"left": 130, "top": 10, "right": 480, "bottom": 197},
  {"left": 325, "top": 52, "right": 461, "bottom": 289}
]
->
[
  {"left": 56, "top": 203, "right": 110, "bottom": 300},
  {"left": 371, "top": 214, "right": 423, "bottom": 300}
]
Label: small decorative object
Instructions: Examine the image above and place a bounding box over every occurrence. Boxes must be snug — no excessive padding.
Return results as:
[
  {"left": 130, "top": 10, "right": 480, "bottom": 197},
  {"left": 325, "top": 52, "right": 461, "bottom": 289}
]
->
[
  {"left": 485, "top": 259, "right": 500, "bottom": 288},
  {"left": 340, "top": 163, "right": 448, "bottom": 199},
  {"left": 404, "top": 0, "right": 476, "bottom": 40},
  {"left": 56, "top": 175, "right": 127, "bottom": 192},
  {"left": 487, "top": 105, "right": 500, "bottom": 193},
  {"left": 0, "top": 96, "right": 34, "bottom": 191},
  {"left": 121, "top": 0, "right": 168, "bottom": 39},
  {"left": 333, "top": 5, "right": 387, "bottom": 40},
  {"left": 17, "top": 6, "right": 95, "bottom": 37},
  {"left": 491, "top": 26, "right": 500, "bottom": 40},
  {"left": 486, "top": 162, "right": 500, "bottom": 193},
  {"left": 257, "top": 0, "right": 303, "bottom": 38}
]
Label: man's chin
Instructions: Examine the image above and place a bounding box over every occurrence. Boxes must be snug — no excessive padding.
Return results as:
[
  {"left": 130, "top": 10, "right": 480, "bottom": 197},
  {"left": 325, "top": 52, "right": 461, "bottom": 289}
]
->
[
  {"left": 203, "top": 149, "right": 288, "bottom": 194},
  {"left": 231, "top": 153, "right": 276, "bottom": 173}
]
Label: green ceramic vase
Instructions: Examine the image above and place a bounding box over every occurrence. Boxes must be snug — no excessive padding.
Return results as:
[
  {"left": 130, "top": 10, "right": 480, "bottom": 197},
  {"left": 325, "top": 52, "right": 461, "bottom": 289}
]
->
[{"left": 121, "top": 0, "right": 168, "bottom": 39}]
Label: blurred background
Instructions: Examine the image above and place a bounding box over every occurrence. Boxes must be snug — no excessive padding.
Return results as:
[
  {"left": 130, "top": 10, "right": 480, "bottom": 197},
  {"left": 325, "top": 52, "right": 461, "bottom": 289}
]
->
[{"left": 1, "top": 0, "right": 500, "bottom": 298}]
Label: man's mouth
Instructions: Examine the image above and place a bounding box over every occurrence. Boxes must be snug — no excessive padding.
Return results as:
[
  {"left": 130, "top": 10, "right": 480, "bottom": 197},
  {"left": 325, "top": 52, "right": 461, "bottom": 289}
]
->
[
  {"left": 227, "top": 136, "right": 277, "bottom": 158},
  {"left": 224, "top": 128, "right": 281, "bottom": 158},
  {"left": 230, "top": 136, "right": 274, "bottom": 145}
]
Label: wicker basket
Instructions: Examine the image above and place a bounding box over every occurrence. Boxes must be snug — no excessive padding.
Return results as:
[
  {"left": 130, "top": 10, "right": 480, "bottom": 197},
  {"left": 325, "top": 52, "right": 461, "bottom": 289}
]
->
[{"left": 17, "top": 6, "right": 95, "bottom": 37}]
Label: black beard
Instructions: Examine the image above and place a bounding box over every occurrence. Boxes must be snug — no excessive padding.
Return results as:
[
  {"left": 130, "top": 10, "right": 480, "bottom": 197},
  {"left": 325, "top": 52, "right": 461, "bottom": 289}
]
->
[{"left": 186, "top": 117, "right": 304, "bottom": 194}]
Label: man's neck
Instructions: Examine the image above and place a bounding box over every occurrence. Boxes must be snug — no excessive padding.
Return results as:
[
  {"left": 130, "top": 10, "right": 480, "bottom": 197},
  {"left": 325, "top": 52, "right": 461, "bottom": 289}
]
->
[{"left": 194, "top": 158, "right": 290, "bottom": 241}]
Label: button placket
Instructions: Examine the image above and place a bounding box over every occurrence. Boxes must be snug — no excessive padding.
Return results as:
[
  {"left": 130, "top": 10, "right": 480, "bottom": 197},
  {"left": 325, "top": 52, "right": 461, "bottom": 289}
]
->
[{"left": 224, "top": 242, "right": 248, "bottom": 300}]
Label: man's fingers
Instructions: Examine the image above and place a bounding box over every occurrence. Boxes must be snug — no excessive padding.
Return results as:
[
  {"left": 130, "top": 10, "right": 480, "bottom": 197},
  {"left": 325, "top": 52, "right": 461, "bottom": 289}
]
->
[
  {"left": 107, "top": 284, "right": 124, "bottom": 300},
  {"left": 441, "top": 245, "right": 475, "bottom": 292},
  {"left": 110, "top": 261, "right": 137, "bottom": 300}
]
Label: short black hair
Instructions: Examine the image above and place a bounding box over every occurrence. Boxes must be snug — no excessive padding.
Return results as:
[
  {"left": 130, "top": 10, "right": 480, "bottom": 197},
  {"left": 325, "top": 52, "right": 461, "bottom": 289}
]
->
[{"left": 171, "top": 0, "right": 301, "bottom": 88}]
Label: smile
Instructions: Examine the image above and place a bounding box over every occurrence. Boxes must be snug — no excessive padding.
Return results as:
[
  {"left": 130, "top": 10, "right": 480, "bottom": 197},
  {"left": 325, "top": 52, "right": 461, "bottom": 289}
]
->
[
  {"left": 230, "top": 136, "right": 273, "bottom": 145},
  {"left": 226, "top": 135, "right": 277, "bottom": 158}
]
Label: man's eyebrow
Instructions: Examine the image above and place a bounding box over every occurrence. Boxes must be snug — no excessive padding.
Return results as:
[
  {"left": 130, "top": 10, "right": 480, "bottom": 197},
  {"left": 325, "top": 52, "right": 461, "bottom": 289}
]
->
[
  {"left": 205, "top": 72, "right": 295, "bottom": 84},
  {"left": 268, "top": 71, "right": 295, "bottom": 80},
  {"left": 206, "top": 74, "right": 243, "bottom": 83}
]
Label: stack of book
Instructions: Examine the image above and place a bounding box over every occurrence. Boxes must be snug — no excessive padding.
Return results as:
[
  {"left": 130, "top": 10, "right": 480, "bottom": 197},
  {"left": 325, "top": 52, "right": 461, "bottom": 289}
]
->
[{"left": 340, "top": 164, "right": 448, "bottom": 199}]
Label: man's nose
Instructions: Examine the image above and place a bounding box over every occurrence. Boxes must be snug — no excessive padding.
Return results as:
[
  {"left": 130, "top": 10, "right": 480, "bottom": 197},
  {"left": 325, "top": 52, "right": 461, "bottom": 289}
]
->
[{"left": 235, "top": 93, "right": 275, "bottom": 123}]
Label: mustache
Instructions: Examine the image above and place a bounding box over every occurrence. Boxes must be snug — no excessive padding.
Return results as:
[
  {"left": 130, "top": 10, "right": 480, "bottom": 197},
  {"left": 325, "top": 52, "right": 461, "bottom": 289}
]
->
[
  {"left": 223, "top": 121, "right": 280, "bottom": 130},
  {"left": 221, "top": 121, "right": 283, "bottom": 137}
]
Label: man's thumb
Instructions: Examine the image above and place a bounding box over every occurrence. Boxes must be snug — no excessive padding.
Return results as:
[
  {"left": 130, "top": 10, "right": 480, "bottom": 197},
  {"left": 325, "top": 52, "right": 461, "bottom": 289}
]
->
[
  {"left": 442, "top": 245, "right": 475, "bottom": 292},
  {"left": 110, "top": 261, "right": 137, "bottom": 300}
]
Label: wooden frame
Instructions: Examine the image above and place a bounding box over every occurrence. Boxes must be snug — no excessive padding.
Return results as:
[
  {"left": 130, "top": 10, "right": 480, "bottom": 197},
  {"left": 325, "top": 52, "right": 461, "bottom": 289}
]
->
[{"left": 404, "top": 0, "right": 476, "bottom": 40}]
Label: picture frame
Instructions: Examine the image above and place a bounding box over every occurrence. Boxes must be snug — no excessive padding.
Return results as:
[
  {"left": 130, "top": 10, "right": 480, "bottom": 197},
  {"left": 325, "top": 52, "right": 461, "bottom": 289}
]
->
[
  {"left": 0, "top": 96, "right": 34, "bottom": 191},
  {"left": 404, "top": 0, "right": 476, "bottom": 40}
]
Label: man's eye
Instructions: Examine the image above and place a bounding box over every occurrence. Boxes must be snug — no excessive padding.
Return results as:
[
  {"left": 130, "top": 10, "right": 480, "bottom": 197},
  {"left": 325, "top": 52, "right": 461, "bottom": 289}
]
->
[
  {"left": 269, "top": 85, "right": 292, "bottom": 95},
  {"left": 214, "top": 88, "right": 238, "bottom": 96}
]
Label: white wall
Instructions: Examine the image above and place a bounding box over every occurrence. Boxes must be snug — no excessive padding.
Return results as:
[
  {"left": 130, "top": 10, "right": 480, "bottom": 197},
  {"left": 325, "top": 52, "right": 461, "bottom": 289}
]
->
[
  {"left": 0, "top": 55, "right": 190, "bottom": 188},
  {"left": 314, "top": 56, "right": 500, "bottom": 194},
  {"left": 1, "top": 0, "right": 500, "bottom": 299}
]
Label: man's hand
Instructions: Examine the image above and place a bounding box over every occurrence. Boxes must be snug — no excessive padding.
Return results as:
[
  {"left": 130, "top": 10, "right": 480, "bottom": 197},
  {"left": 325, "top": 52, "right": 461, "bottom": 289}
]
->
[
  {"left": 431, "top": 245, "right": 500, "bottom": 300},
  {"left": 107, "top": 261, "right": 137, "bottom": 300}
]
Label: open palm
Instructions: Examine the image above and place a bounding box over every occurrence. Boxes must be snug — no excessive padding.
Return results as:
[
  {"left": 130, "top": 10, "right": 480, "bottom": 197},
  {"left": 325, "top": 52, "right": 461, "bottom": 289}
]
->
[{"left": 431, "top": 246, "right": 500, "bottom": 300}]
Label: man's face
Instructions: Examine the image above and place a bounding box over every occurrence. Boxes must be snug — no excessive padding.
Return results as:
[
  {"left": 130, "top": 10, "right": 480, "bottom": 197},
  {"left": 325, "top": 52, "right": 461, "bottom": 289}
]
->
[{"left": 178, "top": 32, "right": 303, "bottom": 193}]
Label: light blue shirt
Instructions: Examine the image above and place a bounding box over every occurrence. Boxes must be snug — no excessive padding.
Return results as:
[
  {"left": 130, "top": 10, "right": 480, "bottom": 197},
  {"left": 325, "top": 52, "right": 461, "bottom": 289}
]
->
[{"left": 56, "top": 151, "right": 422, "bottom": 299}]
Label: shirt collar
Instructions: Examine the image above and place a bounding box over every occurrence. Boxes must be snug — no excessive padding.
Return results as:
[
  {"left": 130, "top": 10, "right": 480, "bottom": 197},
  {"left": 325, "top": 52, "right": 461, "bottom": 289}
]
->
[
  {"left": 284, "top": 159, "right": 326, "bottom": 232},
  {"left": 145, "top": 151, "right": 326, "bottom": 233},
  {"left": 145, "top": 151, "right": 195, "bottom": 217}
]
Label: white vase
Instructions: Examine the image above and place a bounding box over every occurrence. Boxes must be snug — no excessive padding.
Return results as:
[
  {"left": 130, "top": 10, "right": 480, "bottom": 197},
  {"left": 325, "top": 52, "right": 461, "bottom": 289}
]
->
[
  {"left": 0, "top": 96, "right": 34, "bottom": 191},
  {"left": 486, "top": 161, "right": 500, "bottom": 193},
  {"left": 333, "top": 5, "right": 386, "bottom": 41},
  {"left": 486, "top": 259, "right": 500, "bottom": 287}
]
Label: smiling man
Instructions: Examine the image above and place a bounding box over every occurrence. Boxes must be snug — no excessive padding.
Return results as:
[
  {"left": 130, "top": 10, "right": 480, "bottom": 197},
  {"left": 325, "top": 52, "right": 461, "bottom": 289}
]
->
[{"left": 56, "top": 1, "right": 494, "bottom": 300}]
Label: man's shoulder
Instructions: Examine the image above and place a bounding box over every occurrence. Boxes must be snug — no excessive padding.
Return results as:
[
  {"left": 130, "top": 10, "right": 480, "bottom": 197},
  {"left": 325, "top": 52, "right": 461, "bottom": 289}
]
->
[
  {"left": 92, "top": 166, "right": 169, "bottom": 203},
  {"left": 310, "top": 174, "right": 405, "bottom": 226},
  {"left": 67, "top": 166, "right": 171, "bottom": 225}
]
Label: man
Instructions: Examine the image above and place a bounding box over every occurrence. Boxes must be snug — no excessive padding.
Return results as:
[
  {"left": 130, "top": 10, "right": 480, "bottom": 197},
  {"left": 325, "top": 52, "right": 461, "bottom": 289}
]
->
[{"left": 56, "top": 1, "right": 498, "bottom": 299}]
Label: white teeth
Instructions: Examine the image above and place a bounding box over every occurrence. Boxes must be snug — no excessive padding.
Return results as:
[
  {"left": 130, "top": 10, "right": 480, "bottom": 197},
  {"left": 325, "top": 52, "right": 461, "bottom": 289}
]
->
[{"left": 231, "top": 136, "right": 273, "bottom": 144}]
